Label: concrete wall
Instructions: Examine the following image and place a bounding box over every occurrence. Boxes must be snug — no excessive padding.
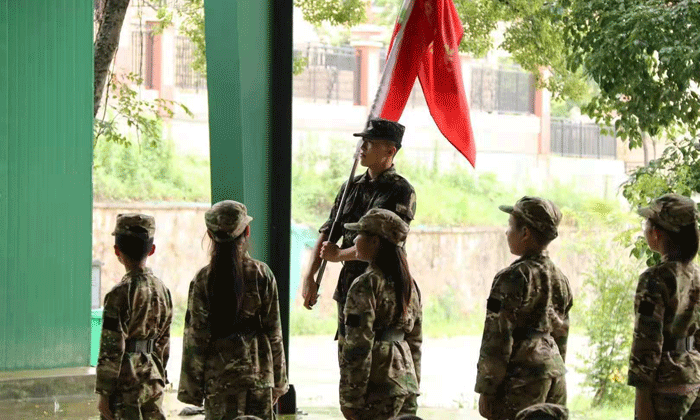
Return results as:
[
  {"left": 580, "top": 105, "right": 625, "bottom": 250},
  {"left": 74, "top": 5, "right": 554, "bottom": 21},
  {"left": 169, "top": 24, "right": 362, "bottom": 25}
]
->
[{"left": 94, "top": 203, "right": 605, "bottom": 316}]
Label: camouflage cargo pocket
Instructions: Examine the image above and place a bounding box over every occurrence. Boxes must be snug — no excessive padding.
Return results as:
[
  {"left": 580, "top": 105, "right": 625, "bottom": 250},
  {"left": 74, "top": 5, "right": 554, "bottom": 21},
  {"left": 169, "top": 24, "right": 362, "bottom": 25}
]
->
[{"left": 368, "top": 342, "right": 412, "bottom": 398}]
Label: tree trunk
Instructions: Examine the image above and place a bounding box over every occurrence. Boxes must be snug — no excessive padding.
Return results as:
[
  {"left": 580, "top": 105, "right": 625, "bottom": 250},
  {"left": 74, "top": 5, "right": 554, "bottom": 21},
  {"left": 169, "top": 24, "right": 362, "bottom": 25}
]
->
[{"left": 94, "top": 0, "right": 131, "bottom": 117}]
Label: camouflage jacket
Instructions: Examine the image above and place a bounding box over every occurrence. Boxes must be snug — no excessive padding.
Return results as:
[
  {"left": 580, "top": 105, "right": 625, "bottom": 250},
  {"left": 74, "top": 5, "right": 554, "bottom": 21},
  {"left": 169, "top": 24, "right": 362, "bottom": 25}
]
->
[
  {"left": 339, "top": 266, "right": 422, "bottom": 408},
  {"left": 475, "top": 252, "right": 572, "bottom": 395},
  {"left": 95, "top": 267, "right": 173, "bottom": 397},
  {"left": 177, "top": 259, "right": 288, "bottom": 407},
  {"left": 628, "top": 261, "right": 700, "bottom": 388},
  {"left": 320, "top": 165, "right": 416, "bottom": 304}
]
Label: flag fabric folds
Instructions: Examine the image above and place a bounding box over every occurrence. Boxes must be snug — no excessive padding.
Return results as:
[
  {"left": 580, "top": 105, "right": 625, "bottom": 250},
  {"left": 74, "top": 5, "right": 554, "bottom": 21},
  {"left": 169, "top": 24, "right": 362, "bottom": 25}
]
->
[{"left": 369, "top": 0, "right": 476, "bottom": 167}]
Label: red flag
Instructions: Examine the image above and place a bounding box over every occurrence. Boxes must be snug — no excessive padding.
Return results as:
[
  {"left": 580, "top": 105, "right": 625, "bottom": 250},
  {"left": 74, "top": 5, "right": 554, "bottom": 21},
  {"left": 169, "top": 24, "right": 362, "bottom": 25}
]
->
[
  {"left": 417, "top": 0, "right": 475, "bottom": 166},
  {"left": 370, "top": 0, "right": 432, "bottom": 122},
  {"left": 370, "top": 0, "right": 476, "bottom": 167}
]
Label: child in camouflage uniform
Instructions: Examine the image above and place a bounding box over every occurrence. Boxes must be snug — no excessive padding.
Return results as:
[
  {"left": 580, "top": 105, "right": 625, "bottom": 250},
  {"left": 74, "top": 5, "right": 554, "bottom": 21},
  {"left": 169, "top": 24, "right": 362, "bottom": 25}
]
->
[
  {"left": 475, "top": 197, "right": 573, "bottom": 420},
  {"left": 96, "top": 214, "right": 173, "bottom": 420},
  {"left": 339, "top": 208, "right": 422, "bottom": 420},
  {"left": 628, "top": 193, "right": 700, "bottom": 420},
  {"left": 177, "top": 200, "right": 288, "bottom": 420}
]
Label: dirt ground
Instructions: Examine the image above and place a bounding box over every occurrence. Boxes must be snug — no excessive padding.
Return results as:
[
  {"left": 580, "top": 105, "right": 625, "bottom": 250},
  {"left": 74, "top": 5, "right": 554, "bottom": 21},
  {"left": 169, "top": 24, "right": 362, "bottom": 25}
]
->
[{"left": 0, "top": 335, "right": 589, "bottom": 420}]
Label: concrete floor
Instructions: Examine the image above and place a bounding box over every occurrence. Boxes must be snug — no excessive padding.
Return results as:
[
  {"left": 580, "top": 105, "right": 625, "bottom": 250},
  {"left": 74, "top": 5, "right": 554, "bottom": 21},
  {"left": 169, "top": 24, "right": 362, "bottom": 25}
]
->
[{"left": 0, "top": 335, "right": 589, "bottom": 419}]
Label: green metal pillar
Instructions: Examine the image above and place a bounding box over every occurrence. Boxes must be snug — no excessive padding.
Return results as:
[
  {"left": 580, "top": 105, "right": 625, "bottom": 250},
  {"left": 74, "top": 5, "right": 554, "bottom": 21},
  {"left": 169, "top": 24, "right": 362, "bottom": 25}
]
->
[
  {"left": 203, "top": 0, "right": 293, "bottom": 410},
  {"left": 0, "top": 0, "right": 93, "bottom": 370}
]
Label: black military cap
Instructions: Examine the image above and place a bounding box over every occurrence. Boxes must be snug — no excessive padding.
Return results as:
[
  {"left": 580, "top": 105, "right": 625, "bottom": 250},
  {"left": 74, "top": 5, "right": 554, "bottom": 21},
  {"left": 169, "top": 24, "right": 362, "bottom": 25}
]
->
[{"left": 353, "top": 118, "right": 405, "bottom": 148}]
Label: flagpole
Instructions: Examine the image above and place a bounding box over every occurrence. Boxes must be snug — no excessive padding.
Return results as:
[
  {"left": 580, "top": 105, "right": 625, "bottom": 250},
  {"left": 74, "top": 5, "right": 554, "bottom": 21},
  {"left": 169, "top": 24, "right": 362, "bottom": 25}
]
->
[
  {"left": 314, "top": 138, "right": 363, "bottom": 289},
  {"left": 313, "top": 0, "right": 414, "bottom": 292}
]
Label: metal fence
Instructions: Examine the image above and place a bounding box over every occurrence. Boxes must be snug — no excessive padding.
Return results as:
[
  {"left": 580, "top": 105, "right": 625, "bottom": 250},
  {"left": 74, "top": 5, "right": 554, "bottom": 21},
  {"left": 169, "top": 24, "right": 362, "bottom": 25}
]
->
[
  {"left": 470, "top": 66, "right": 535, "bottom": 114},
  {"left": 550, "top": 118, "right": 617, "bottom": 159},
  {"left": 293, "top": 44, "right": 357, "bottom": 103},
  {"left": 169, "top": 40, "right": 537, "bottom": 113},
  {"left": 175, "top": 36, "right": 207, "bottom": 91},
  {"left": 379, "top": 51, "right": 536, "bottom": 114}
]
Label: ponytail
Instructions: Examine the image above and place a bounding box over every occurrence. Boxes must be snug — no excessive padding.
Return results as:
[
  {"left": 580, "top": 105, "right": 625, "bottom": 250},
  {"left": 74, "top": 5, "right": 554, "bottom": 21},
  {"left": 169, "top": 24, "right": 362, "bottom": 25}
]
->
[
  {"left": 208, "top": 233, "right": 249, "bottom": 338},
  {"left": 374, "top": 237, "right": 413, "bottom": 318}
]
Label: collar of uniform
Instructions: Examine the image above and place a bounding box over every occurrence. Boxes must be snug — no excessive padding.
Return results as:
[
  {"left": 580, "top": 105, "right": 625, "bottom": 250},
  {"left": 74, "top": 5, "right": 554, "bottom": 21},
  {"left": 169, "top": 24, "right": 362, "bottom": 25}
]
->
[
  {"left": 513, "top": 250, "right": 548, "bottom": 264},
  {"left": 356, "top": 165, "right": 397, "bottom": 185},
  {"left": 126, "top": 266, "right": 153, "bottom": 276}
]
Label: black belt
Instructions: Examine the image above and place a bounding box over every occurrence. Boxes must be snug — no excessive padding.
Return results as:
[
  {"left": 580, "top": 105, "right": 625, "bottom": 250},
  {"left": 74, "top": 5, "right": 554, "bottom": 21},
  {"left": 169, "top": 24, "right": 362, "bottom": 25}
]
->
[
  {"left": 377, "top": 328, "right": 405, "bottom": 342},
  {"left": 212, "top": 316, "right": 263, "bottom": 350},
  {"left": 512, "top": 327, "right": 547, "bottom": 341},
  {"left": 663, "top": 336, "right": 695, "bottom": 352},
  {"left": 125, "top": 338, "right": 155, "bottom": 354}
]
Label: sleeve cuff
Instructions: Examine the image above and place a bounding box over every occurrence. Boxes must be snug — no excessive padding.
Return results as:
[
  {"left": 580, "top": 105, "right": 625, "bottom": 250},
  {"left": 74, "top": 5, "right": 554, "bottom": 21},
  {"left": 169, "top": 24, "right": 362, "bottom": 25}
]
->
[
  {"left": 627, "top": 371, "right": 654, "bottom": 388},
  {"left": 474, "top": 379, "right": 500, "bottom": 396}
]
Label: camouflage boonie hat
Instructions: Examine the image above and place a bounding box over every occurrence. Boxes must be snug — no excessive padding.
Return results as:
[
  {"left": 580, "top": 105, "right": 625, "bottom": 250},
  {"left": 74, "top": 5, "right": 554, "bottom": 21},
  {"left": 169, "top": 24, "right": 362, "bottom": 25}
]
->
[
  {"left": 344, "top": 208, "right": 409, "bottom": 245},
  {"left": 499, "top": 196, "right": 562, "bottom": 240},
  {"left": 515, "top": 403, "right": 569, "bottom": 420},
  {"left": 638, "top": 193, "right": 698, "bottom": 232},
  {"left": 205, "top": 200, "right": 253, "bottom": 242},
  {"left": 353, "top": 118, "right": 405, "bottom": 147},
  {"left": 112, "top": 213, "right": 155, "bottom": 240}
]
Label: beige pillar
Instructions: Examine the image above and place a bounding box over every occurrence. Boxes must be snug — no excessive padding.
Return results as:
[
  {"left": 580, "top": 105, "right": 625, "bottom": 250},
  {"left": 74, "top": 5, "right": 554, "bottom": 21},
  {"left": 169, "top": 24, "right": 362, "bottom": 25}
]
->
[
  {"left": 534, "top": 69, "right": 551, "bottom": 155},
  {"left": 351, "top": 25, "right": 384, "bottom": 107}
]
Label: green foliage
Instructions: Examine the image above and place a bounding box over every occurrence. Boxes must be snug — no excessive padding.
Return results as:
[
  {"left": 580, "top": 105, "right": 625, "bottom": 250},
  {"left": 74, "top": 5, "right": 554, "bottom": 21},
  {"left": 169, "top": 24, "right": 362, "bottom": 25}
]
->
[
  {"left": 290, "top": 305, "right": 337, "bottom": 336},
  {"left": 94, "top": 72, "right": 193, "bottom": 148},
  {"left": 178, "top": 0, "right": 206, "bottom": 75},
  {"left": 295, "top": 0, "right": 366, "bottom": 26},
  {"left": 292, "top": 135, "right": 354, "bottom": 228},
  {"left": 291, "top": 137, "right": 621, "bottom": 228},
  {"left": 577, "top": 249, "right": 637, "bottom": 406},
  {"left": 293, "top": 55, "right": 310, "bottom": 76},
  {"left": 422, "top": 286, "right": 485, "bottom": 337},
  {"left": 93, "top": 131, "right": 210, "bottom": 202},
  {"left": 621, "top": 135, "right": 700, "bottom": 265},
  {"left": 457, "top": 0, "right": 700, "bottom": 147},
  {"left": 565, "top": 208, "right": 638, "bottom": 407}
]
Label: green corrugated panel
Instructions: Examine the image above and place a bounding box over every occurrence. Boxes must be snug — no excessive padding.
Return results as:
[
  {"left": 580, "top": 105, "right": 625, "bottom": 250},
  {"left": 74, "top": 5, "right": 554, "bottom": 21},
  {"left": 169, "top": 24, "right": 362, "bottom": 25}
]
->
[
  {"left": 237, "top": 2, "right": 272, "bottom": 263},
  {"left": 204, "top": 0, "right": 245, "bottom": 205},
  {"left": 1, "top": 0, "right": 92, "bottom": 370},
  {"left": 0, "top": 0, "right": 8, "bottom": 370}
]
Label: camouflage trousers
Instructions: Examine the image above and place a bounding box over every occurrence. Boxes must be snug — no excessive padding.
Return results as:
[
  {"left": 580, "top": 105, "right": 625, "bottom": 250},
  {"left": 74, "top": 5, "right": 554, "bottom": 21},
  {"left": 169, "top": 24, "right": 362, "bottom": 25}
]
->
[
  {"left": 341, "top": 393, "right": 418, "bottom": 420},
  {"left": 101, "top": 388, "right": 165, "bottom": 420},
  {"left": 489, "top": 375, "right": 566, "bottom": 420},
  {"left": 650, "top": 389, "right": 700, "bottom": 419},
  {"left": 204, "top": 387, "right": 275, "bottom": 420}
]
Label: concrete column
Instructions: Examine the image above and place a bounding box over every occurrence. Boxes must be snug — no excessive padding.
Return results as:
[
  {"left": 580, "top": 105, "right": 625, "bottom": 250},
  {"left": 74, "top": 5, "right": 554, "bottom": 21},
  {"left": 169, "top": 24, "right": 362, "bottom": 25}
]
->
[
  {"left": 534, "top": 69, "right": 551, "bottom": 155},
  {"left": 351, "top": 25, "right": 383, "bottom": 107},
  {"left": 147, "top": 21, "right": 162, "bottom": 93},
  {"left": 158, "top": 26, "right": 176, "bottom": 102}
]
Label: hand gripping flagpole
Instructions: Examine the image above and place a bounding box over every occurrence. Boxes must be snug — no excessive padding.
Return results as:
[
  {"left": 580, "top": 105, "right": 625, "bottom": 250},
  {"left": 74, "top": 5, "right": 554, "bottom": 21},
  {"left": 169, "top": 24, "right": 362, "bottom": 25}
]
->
[{"left": 314, "top": 138, "right": 363, "bottom": 290}]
